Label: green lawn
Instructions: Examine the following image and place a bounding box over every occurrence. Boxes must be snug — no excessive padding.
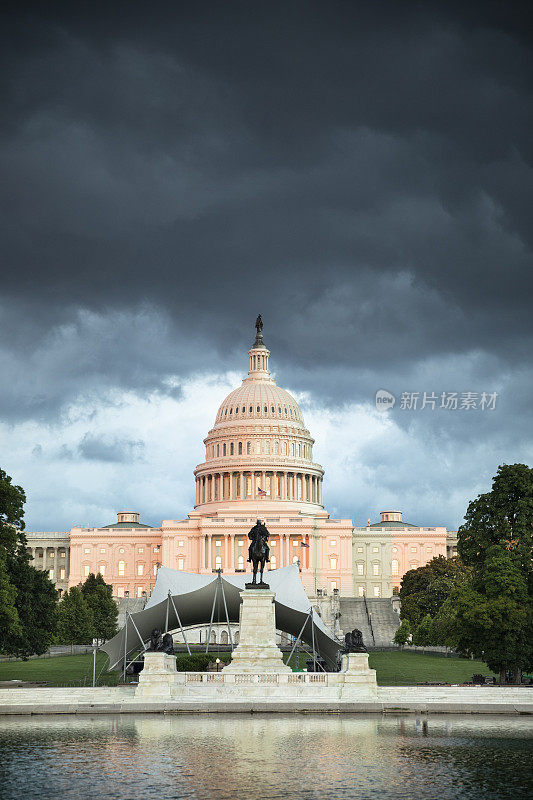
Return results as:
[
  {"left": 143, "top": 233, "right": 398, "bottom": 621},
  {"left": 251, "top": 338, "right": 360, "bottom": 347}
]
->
[
  {"left": 0, "top": 650, "right": 497, "bottom": 686},
  {"left": 0, "top": 654, "right": 120, "bottom": 686},
  {"left": 368, "top": 651, "right": 498, "bottom": 685}
]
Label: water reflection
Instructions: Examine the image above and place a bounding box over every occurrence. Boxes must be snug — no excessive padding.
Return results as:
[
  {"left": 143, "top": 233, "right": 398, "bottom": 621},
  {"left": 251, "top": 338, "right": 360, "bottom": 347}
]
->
[{"left": 0, "top": 715, "right": 531, "bottom": 800}]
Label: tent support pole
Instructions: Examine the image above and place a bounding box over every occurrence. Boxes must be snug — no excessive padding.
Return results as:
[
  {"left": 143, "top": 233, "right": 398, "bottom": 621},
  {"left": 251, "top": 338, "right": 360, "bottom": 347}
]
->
[
  {"left": 129, "top": 614, "right": 147, "bottom": 650},
  {"left": 205, "top": 577, "right": 219, "bottom": 654},
  {"left": 286, "top": 610, "right": 311, "bottom": 668},
  {"left": 165, "top": 593, "right": 170, "bottom": 633},
  {"left": 169, "top": 592, "right": 191, "bottom": 655},
  {"left": 122, "top": 614, "right": 128, "bottom": 682},
  {"left": 219, "top": 574, "right": 234, "bottom": 650},
  {"left": 310, "top": 607, "right": 317, "bottom": 669}
]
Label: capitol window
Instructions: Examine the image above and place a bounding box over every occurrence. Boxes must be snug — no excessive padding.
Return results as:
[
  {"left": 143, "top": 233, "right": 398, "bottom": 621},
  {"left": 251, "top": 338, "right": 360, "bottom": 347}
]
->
[
  {"left": 358, "top": 587, "right": 365, "bottom": 597},
  {"left": 373, "top": 586, "right": 381, "bottom": 597},
  {"left": 265, "top": 440, "right": 270, "bottom": 454},
  {"left": 372, "top": 547, "right": 379, "bottom": 553},
  {"left": 177, "top": 558, "right": 184, "bottom": 570},
  {"left": 100, "top": 548, "right": 105, "bottom": 553},
  {"left": 330, "top": 540, "right": 337, "bottom": 546},
  {"left": 217, "top": 444, "right": 220, "bottom": 456},
  {"left": 238, "top": 555, "right": 244, "bottom": 570},
  {"left": 357, "top": 547, "right": 363, "bottom": 553},
  {"left": 330, "top": 557, "right": 337, "bottom": 570},
  {"left": 270, "top": 556, "right": 277, "bottom": 569},
  {"left": 138, "top": 547, "right": 143, "bottom": 553},
  {"left": 49, "top": 568, "right": 54, "bottom": 581},
  {"left": 215, "top": 555, "right": 222, "bottom": 569},
  {"left": 83, "top": 565, "right": 90, "bottom": 577},
  {"left": 215, "top": 540, "right": 221, "bottom": 546},
  {"left": 178, "top": 541, "right": 183, "bottom": 547},
  {"left": 223, "top": 443, "right": 226, "bottom": 456},
  {"left": 238, "top": 442, "right": 243, "bottom": 454},
  {"left": 372, "top": 563, "right": 380, "bottom": 576},
  {"left": 392, "top": 559, "right": 399, "bottom": 576},
  {"left": 278, "top": 406, "right": 281, "bottom": 414},
  {"left": 264, "top": 405, "right": 267, "bottom": 412},
  {"left": 118, "top": 560, "right": 125, "bottom": 576},
  {"left": 247, "top": 442, "right": 251, "bottom": 454},
  {"left": 357, "top": 563, "right": 364, "bottom": 576},
  {"left": 117, "top": 587, "right": 125, "bottom": 598},
  {"left": 60, "top": 567, "right": 65, "bottom": 579},
  {"left": 257, "top": 405, "right": 260, "bottom": 412},
  {"left": 153, "top": 564, "right": 157, "bottom": 575},
  {"left": 274, "top": 441, "right": 279, "bottom": 453},
  {"left": 84, "top": 548, "right": 90, "bottom": 554},
  {"left": 98, "top": 564, "right": 105, "bottom": 575},
  {"left": 230, "top": 442, "right": 234, "bottom": 454},
  {"left": 271, "top": 406, "right": 275, "bottom": 413},
  {"left": 229, "top": 407, "right": 232, "bottom": 414},
  {"left": 137, "top": 564, "right": 144, "bottom": 576}
]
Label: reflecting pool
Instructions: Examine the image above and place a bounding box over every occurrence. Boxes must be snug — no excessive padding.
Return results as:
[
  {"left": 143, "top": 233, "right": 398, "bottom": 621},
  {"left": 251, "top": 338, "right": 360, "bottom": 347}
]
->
[{"left": 0, "top": 714, "right": 531, "bottom": 800}]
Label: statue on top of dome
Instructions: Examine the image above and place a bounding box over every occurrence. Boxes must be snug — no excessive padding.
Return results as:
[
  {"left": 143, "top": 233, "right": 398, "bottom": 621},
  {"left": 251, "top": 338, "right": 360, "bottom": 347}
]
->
[{"left": 253, "top": 314, "right": 265, "bottom": 347}]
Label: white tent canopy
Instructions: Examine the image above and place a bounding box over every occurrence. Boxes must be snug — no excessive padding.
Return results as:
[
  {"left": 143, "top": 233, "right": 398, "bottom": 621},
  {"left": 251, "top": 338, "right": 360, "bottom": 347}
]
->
[{"left": 101, "top": 565, "right": 342, "bottom": 670}]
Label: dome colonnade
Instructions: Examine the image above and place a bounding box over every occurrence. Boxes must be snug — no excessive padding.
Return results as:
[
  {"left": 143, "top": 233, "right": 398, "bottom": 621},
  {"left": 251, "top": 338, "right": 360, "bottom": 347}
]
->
[{"left": 193, "top": 327, "right": 324, "bottom": 512}]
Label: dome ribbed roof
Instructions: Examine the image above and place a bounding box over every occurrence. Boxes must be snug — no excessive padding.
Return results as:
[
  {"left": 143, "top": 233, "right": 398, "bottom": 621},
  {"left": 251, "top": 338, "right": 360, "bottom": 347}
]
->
[{"left": 215, "top": 380, "right": 304, "bottom": 427}]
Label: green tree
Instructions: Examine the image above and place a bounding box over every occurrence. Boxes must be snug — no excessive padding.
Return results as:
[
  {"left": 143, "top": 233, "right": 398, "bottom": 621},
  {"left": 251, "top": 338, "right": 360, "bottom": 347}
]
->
[
  {"left": 399, "top": 555, "right": 469, "bottom": 627},
  {"left": 81, "top": 573, "right": 118, "bottom": 643},
  {"left": 0, "top": 468, "right": 58, "bottom": 657},
  {"left": 445, "top": 465, "right": 533, "bottom": 682},
  {"left": 412, "top": 614, "right": 435, "bottom": 646},
  {"left": 57, "top": 587, "right": 94, "bottom": 650},
  {"left": 393, "top": 618, "right": 411, "bottom": 646}
]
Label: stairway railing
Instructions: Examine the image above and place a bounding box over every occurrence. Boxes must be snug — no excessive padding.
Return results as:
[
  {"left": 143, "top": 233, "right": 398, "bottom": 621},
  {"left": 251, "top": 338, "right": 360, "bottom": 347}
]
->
[{"left": 363, "top": 595, "right": 375, "bottom": 646}]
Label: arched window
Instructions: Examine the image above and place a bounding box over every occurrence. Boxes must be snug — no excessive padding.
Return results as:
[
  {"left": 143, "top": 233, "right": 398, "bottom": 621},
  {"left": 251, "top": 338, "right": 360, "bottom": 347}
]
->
[
  {"left": 274, "top": 441, "right": 279, "bottom": 454},
  {"left": 249, "top": 405, "right": 252, "bottom": 412},
  {"left": 242, "top": 406, "right": 245, "bottom": 412},
  {"left": 238, "top": 442, "right": 243, "bottom": 455},
  {"left": 221, "top": 631, "right": 229, "bottom": 644},
  {"left": 290, "top": 408, "right": 293, "bottom": 415},
  {"left": 98, "top": 564, "right": 106, "bottom": 576},
  {"left": 229, "top": 407, "right": 232, "bottom": 414},
  {"left": 283, "top": 442, "right": 288, "bottom": 455},
  {"left": 224, "top": 408, "right": 227, "bottom": 415},
  {"left": 270, "top": 555, "right": 277, "bottom": 569},
  {"left": 278, "top": 406, "right": 281, "bottom": 414},
  {"left": 235, "top": 406, "right": 238, "bottom": 414},
  {"left": 247, "top": 441, "right": 252, "bottom": 454},
  {"left": 271, "top": 406, "right": 275, "bottom": 413},
  {"left": 265, "top": 440, "right": 270, "bottom": 454},
  {"left": 329, "top": 557, "right": 337, "bottom": 570},
  {"left": 298, "top": 443, "right": 301, "bottom": 457},
  {"left": 257, "top": 405, "right": 260, "bottom": 413},
  {"left": 264, "top": 405, "right": 267, "bottom": 412},
  {"left": 137, "top": 564, "right": 144, "bottom": 576},
  {"left": 215, "top": 555, "right": 222, "bottom": 570},
  {"left": 230, "top": 442, "right": 234, "bottom": 455},
  {"left": 118, "top": 560, "right": 125, "bottom": 576},
  {"left": 284, "top": 407, "right": 287, "bottom": 415},
  {"left": 211, "top": 631, "right": 217, "bottom": 643},
  {"left": 223, "top": 443, "right": 227, "bottom": 456},
  {"left": 217, "top": 444, "right": 220, "bottom": 457},
  {"left": 291, "top": 442, "right": 295, "bottom": 456},
  {"left": 238, "top": 555, "right": 244, "bottom": 570}
]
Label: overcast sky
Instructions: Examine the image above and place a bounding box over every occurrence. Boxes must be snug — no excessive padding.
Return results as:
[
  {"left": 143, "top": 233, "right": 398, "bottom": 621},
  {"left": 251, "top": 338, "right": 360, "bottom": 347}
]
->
[{"left": 1, "top": 1, "right": 532, "bottom": 532}]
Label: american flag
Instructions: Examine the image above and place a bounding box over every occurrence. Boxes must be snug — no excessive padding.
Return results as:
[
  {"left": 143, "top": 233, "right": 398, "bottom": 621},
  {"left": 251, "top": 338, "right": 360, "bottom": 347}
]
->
[
  {"left": 300, "top": 542, "right": 310, "bottom": 548},
  {"left": 257, "top": 486, "right": 267, "bottom": 497}
]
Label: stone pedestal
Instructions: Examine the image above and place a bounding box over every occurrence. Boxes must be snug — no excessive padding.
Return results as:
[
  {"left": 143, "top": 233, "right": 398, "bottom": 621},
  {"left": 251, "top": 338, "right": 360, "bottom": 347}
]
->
[
  {"left": 223, "top": 589, "right": 291, "bottom": 673},
  {"left": 340, "top": 652, "right": 378, "bottom": 692},
  {"left": 136, "top": 652, "right": 177, "bottom": 698}
]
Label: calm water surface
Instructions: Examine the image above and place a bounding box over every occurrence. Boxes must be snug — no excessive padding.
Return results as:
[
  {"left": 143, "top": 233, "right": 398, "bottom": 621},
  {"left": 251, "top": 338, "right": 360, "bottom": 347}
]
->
[{"left": 0, "top": 714, "right": 531, "bottom": 800}]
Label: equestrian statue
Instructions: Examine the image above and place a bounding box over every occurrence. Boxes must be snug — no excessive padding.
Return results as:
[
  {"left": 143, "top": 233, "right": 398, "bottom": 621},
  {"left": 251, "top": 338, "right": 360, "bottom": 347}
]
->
[{"left": 246, "top": 518, "right": 270, "bottom": 587}]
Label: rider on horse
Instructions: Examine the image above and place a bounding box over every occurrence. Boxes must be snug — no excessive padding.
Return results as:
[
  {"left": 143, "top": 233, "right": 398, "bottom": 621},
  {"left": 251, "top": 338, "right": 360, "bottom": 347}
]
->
[{"left": 247, "top": 519, "right": 270, "bottom": 564}]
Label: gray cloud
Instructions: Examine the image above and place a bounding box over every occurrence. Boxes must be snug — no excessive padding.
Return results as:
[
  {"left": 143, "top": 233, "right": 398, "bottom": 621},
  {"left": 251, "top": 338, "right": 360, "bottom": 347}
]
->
[{"left": 0, "top": 1, "right": 531, "bottom": 529}]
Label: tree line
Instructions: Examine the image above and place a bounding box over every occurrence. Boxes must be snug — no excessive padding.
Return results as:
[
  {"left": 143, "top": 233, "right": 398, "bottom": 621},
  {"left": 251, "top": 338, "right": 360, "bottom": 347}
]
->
[
  {"left": 394, "top": 464, "right": 533, "bottom": 683},
  {"left": 0, "top": 468, "right": 117, "bottom": 658}
]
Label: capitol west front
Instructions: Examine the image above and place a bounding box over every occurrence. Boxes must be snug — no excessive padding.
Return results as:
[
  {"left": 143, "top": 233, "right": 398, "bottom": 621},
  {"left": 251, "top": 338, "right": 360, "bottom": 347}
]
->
[{"left": 27, "top": 323, "right": 456, "bottom": 599}]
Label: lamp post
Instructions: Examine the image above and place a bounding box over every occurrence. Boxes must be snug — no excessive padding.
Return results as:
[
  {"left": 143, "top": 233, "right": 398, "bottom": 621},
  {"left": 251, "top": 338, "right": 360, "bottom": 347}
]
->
[
  {"left": 123, "top": 590, "right": 130, "bottom": 684},
  {"left": 215, "top": 657, "right": 220, "bottom": 672}
]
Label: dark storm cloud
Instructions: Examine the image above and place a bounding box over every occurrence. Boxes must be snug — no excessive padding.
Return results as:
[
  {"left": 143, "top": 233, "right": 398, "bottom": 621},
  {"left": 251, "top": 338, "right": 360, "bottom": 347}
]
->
[
  {"left": 77, "top": 433, "right": 145, "bottom": 462},
  {"left": 0, "top": 1, "right": 532, "bottom": 529}
]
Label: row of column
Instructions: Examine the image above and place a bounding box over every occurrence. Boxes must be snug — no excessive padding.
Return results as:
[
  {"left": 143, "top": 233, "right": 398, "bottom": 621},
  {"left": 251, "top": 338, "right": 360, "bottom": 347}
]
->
[
  {"left": 195, "top": 471, "right": 323, "bottom": 505},
  {"left": 202, "top": 533, "right": 312, "bottom": 571}
]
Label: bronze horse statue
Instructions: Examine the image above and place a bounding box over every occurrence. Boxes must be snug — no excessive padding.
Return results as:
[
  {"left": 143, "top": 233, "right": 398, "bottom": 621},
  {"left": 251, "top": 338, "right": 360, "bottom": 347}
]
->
[{"left": 247, "top": 519, "right": 270, "bottom": 585}]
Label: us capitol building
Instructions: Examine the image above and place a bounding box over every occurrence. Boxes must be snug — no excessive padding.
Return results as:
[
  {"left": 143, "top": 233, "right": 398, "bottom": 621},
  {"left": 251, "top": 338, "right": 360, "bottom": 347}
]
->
[{"left": 26, "top": 320, "right": 457, "bottom": 603}]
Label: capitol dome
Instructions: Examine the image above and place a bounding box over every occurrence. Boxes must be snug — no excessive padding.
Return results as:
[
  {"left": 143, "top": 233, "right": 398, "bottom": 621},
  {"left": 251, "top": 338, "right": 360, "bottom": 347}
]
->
[{"left": 193, "top": 320, "right": 324, "bottom": 511}]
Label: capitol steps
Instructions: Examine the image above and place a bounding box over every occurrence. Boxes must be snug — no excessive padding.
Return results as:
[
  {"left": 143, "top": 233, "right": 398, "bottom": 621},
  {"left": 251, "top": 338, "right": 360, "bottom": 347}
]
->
[
  {"left": 338, "top": 598, "right": 401, "bottom": 648},
  {"left": 365, "top": 599, "right": 401, "bottom": 647},
  {"left": 338, "top": 599, "right": 374, "bottom": 647}
]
